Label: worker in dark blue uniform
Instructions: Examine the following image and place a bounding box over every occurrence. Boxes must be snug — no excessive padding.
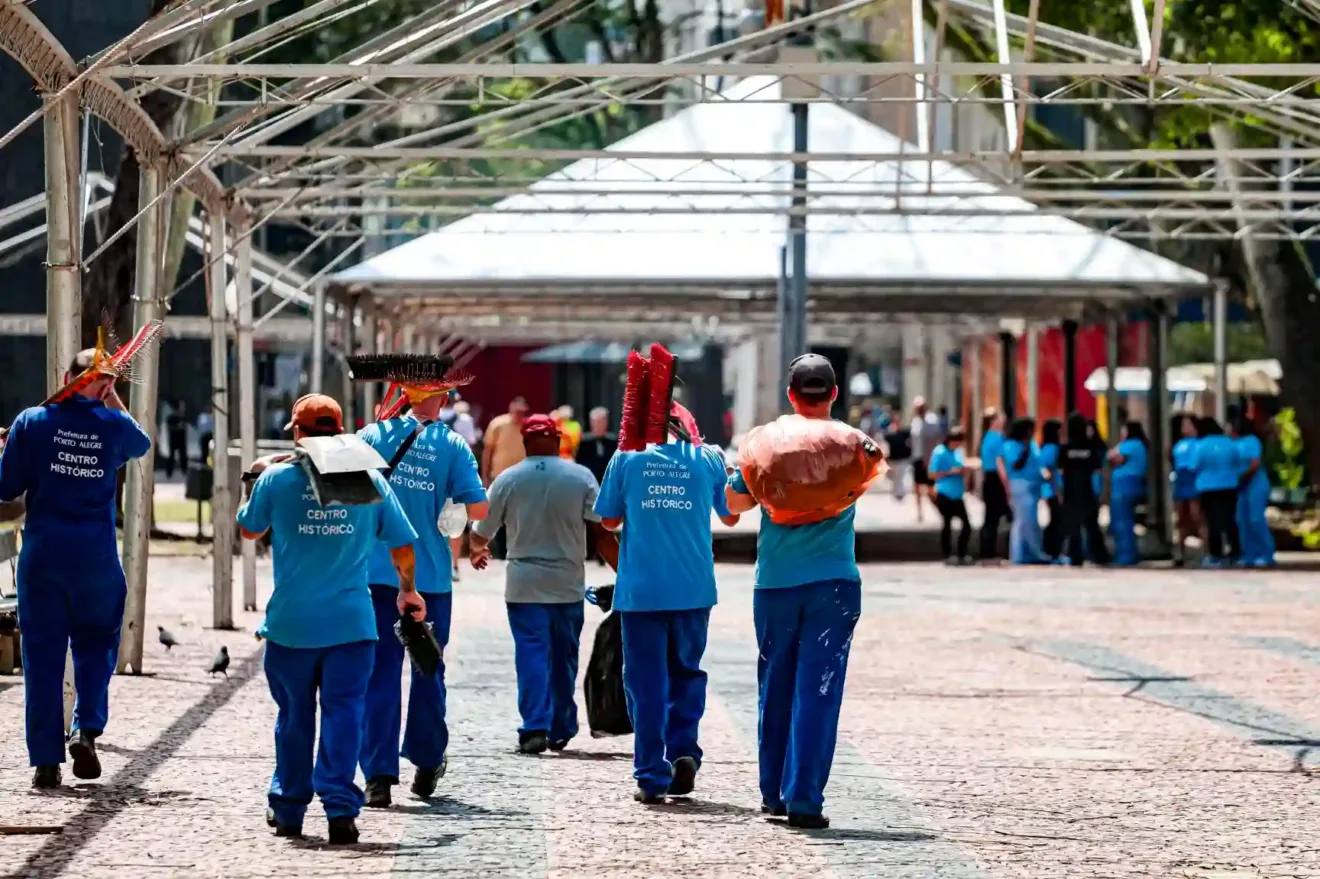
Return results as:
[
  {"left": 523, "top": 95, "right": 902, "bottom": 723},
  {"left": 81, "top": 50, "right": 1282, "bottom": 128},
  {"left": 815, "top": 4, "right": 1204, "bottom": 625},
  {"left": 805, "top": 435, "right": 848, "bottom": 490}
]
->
[
  {"left": 725, "top": 354, "right": 861, "bottom": 830},
  {"left": 240, "top": 394, "right": 420, "bottom": 844},
  {"left": 0, "top": 349, "right": 152, "bottom": 789},
  {"left": 594, "top": 420, "right": 736, "bottom": 804},
  {"left": 357, "top": 386, "right": 487, "bottom": 807}
]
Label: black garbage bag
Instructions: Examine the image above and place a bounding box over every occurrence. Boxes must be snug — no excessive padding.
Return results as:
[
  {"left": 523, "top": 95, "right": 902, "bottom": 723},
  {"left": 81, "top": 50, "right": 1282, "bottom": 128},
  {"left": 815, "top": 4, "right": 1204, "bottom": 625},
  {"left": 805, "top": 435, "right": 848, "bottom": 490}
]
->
[
  {"left": 395, "top": 610, "right": 442, "bottom": 678},
  {"left": 584, "top": 586, "right": 631, "bottom": 738}
]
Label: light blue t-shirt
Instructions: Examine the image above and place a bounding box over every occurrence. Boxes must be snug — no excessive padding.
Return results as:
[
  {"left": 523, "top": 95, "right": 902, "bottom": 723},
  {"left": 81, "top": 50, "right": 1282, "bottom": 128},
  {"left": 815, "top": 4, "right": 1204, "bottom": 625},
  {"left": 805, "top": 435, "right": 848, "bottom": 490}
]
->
[
  {"left": 728, "top": 469, "right": 858, "bottom": 591},
  {"left": 980, "top": 430, "right": 1005, "bottom": 478},
  {"left": 1112, "top": 438, "right": 1147, "bottom": 496},
  {"left": 929, "top": 444, "right": 965, "bottom": 500},
  {"left": 1001, "top": 439, "right": 1042, "bottom": 488},
  {"left": 1172, "top": 437, "right": 1199, "bottom": 500},
  {"left": 1038, "top": 443, "right": 1060, "bottom": 500},
  {"left": 359, "top": 417, "right": 486, "bottom": 594},
  {"left": 594, "top": 442, "right": 730, "bottom": 612},
  {"left": 237, "top": 463, "right": 417, "bottom": 649},
  {"left": 1235, "top": 435, "right": 1268, "bottom": 490},
  {"left": 1193, "top": 434, "right": 1239, "bottom": 493}
]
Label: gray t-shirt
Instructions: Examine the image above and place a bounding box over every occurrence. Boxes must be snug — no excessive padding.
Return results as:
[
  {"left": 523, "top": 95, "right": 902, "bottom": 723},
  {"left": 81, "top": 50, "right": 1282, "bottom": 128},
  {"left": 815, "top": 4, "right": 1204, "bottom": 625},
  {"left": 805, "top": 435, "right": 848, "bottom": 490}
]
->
[{"left": 472, "top": 456, "right": 600, "bottom": 603}]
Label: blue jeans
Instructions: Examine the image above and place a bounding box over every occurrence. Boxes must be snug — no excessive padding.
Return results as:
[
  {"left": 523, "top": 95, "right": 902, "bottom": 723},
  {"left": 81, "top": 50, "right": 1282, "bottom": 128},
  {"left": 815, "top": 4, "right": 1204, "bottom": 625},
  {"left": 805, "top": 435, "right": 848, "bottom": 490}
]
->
[
  {"left": 754, "top": 578, "right": 862, "bottom": 817},
  {"left": 359, "top": 586, "right": 452, "bottom": 781},
  {"left": 1110, "top": 491, "right": 1142, "bottom": 566},
  {"left": 1236, "top": 476, "right": 1276, "bottom": 565},
  {"left": 264, "top": 640, "right": 374, "bottom": 827},
  {"left": 506, "top": 601, "right": 585, "bottom": 742},
  {"left": 17, "top": 551, "right": 125, "bottom": 767},
  {"left": 619, "top": 608, "right": 711, "bottom": 796},
  {"left": 1008, "top": 480, "right": 1047, "bottom": 564}
]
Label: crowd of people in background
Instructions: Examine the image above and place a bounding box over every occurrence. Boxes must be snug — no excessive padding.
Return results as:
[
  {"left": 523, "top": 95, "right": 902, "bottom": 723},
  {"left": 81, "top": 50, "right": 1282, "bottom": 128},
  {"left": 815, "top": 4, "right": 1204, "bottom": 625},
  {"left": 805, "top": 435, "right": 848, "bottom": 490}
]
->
[{"left": 858, "top": 396, "right": 1280, "bottom": 569}]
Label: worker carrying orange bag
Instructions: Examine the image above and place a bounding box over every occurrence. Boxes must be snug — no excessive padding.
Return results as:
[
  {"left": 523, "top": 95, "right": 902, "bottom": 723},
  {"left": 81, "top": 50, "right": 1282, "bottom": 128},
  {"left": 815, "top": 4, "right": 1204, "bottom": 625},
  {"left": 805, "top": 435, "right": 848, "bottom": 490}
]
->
[{"left": 737, "top": 409, "right": 887, "bottom": 526}]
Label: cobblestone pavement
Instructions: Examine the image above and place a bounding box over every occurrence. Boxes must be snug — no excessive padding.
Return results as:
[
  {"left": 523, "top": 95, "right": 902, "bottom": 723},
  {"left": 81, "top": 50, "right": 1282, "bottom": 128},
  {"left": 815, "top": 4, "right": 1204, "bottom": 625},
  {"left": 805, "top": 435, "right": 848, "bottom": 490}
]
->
[{"left": 5, "top": 560, "right": 1320, "bottom": 877}]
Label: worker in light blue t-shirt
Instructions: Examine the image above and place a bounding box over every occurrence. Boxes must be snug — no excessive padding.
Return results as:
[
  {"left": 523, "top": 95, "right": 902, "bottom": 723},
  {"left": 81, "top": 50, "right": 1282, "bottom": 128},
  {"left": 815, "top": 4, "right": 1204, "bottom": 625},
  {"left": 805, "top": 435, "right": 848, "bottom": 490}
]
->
[
  {"left": 977, "top": 408, "right": 1010, "bottom": 561},
  {"left": 1106, "top": 421, "right": 1149, "bottom": 566},
  {"left": 725, "top": 354, "right": 861, "bottom": 831},
  {"left": 594, "top": 429, "right": 736, "bottom": 805},
  {"left": 356, "top": 388, "right": 488, "bottom": 808},
  {"left": 929, "top": 428, "right": 971, "bottom": 563},
  {"left": 1231, "top": 415, "right": 1275, "bottom": 567},
  {"left": 239, "top": 395, "right": 420, "bottom": 845},
  {"left": 1191, "top": 416, "right": 1241, "bottom": 566}
]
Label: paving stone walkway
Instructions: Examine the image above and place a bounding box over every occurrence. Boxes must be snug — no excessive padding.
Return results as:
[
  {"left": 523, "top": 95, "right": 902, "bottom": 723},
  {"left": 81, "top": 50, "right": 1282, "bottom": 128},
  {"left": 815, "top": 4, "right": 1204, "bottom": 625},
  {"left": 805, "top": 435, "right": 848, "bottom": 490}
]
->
[{"left": 4, "top": 559, "right": 1320, "bottom": 877}]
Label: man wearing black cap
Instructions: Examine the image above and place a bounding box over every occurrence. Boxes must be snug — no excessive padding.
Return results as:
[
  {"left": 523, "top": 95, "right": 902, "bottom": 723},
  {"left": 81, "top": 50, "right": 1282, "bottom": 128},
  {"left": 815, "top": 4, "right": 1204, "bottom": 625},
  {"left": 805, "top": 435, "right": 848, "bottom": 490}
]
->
[{"left": 724, "top": 353, "right": 863, "bottom": 830}]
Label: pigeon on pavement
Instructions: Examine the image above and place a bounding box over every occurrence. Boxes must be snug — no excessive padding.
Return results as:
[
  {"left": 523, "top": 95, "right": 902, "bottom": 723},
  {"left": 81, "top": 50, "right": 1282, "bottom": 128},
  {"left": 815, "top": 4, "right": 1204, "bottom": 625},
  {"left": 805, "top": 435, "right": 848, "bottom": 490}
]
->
[
  {"left": 208, "top": 646, "right": 230, "bottom": 679},
  {"left": 158, "top": 626, "right": 179, "bottom": 651}
]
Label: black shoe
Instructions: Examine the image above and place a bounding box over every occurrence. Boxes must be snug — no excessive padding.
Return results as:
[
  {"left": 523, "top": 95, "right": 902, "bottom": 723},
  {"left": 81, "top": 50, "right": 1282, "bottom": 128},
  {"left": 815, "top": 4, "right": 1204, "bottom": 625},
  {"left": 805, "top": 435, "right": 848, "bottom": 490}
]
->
[
  {"left": 32, "top": 765, "right": 61, "bottom": 789},
  {"left": 761, "top": 802, "right": 786, "bottom": 817},
  {"left": 667, "top": 756, "right": 697, "bottom": 796},
  {"left": 634, "top": 788, "right": 665, "bottom": 805},
  {"left": 266, "top": 807, "right": 302, "bottom": 838},
  {"left": 518, "top": 731, "right": 549, "bottom": 755},
  {"left": 411, "top": 763, "right": 444, "bottom": 800},
  {"left": 364, "top": 776, "right": 394, "bottom": 809},
  {"left": 548, "top": 739, "right": 569, "bottom": 753},
  {"left": 327, "top": 816, "right": 359, "bottom": 845},
  {"left": 68, "top": 730, "right": 101, "bottom": 780},
  {"left": 787, "top": 812, "right": 830, "bottom": 830}
]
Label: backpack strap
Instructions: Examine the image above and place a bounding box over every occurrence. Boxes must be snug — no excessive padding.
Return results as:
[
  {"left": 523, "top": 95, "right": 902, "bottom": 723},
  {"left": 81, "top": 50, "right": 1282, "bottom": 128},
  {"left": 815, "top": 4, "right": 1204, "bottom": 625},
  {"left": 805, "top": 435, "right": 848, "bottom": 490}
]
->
[{"left": 385, "top": 422, "right": 426, "bottom": 476}]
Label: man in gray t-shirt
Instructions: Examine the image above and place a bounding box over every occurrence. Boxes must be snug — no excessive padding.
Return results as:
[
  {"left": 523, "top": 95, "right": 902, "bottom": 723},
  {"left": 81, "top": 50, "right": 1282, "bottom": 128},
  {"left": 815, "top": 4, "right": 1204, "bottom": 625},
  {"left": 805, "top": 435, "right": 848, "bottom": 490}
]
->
[{"left": 470, "top": 414, "right": 600, "bottom": 754}]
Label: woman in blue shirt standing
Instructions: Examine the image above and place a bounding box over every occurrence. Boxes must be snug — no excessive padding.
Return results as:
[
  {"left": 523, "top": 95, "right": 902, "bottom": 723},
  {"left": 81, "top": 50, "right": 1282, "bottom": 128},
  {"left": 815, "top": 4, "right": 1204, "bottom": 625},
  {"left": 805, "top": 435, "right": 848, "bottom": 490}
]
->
[
  {"left": 1038, "top": 419, "right": 1063, "bottom": 559},
  {"left": 977, "top": 409, "right": 1011, "bottom": 562},
  {"left": 1170, "top": 414, "right": 1201, "bottom": 567},
  {"left": 1106, "top": 421, "right": 1149, "bottom": 566},
  {"left": 1192, "top": 416, "right": 1240, "bottom": 566},
  {"left": 999, "top": 417, "right": 1049, "bottom": 564},
  {"left": 929, "top": 428, "right": 972, "bottom": 564},
  {"left": 1231, "top": 415, "right": 1275, "bottom": 567}
]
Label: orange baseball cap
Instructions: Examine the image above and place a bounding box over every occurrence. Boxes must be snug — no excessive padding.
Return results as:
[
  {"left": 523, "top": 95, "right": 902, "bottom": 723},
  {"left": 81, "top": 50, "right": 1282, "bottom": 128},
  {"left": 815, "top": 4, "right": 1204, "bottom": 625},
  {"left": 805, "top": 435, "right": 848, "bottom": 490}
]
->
[{"left": 285, "top": 394, "right": 344, "bottom": 433}]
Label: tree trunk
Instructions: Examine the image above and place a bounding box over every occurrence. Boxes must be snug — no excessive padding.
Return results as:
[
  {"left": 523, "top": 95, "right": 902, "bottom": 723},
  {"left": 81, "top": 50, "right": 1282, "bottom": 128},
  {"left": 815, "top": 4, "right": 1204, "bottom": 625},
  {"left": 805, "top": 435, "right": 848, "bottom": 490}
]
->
[{"left": 1210, "top": 124, "right": 1320, "bottom": 485}]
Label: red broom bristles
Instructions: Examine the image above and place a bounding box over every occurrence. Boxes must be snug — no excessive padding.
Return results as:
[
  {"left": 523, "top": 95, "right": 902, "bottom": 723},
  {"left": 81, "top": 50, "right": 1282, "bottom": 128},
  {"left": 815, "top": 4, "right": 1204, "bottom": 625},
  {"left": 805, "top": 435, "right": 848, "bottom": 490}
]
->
[
  {"left": 643, "top": 343, "right": 675, "bottom": 445},
  {"left": 618, "top": 351, "right": 650, "bottom": 452}
]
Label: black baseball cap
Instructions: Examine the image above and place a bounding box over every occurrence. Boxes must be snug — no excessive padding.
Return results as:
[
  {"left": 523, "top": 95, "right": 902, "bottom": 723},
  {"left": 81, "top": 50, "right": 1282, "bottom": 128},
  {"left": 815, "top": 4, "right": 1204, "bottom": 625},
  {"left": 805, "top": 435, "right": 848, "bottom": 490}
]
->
[{"left": 787, "top": 353, "right": 836, "bottom": 396}]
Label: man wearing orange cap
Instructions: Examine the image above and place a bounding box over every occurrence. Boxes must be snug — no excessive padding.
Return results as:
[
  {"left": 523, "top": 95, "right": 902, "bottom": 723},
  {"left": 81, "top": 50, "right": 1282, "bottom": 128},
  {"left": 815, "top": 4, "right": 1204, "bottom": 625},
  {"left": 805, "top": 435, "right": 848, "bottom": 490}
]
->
[
  {"left": 470, "top": 414, "right": 601, "bottom": 754},
  {"left": 357, "top": 383, "right": 488, "bottom": 807},
  {"left": 239, "top": 394, "right": 421, "bottom": 845}
]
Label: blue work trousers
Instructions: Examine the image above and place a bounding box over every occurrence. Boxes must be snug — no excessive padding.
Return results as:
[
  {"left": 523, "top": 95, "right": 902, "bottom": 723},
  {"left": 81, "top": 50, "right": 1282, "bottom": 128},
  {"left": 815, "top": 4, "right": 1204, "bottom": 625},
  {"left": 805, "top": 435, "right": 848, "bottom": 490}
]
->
[
  {"left": 1236, "top": 476, "right": 1276, "bottom": 566},
  {"left": 359, "top": 586, "right": 452, "bottom": 781},
  {"left": 506, "top": 601, "right": 584, "bottom": 742},
  {"left": 1008, "top": 480, "right": 1048, "bottom": 564},
  {"left": 619, "top": 608, "right": 711, "bottom": 797},
  {"left": 754, "top": 578, "right": 862, "bottom": 818},
  {"left": 1110, "top": 490, "right": 1142, "bottom": 566},
  {"left": 264, "top": 639, "right": 374, "bottom": 827},
  {"left": 18, "top": 551, "right": 125, "bottom": 767}
]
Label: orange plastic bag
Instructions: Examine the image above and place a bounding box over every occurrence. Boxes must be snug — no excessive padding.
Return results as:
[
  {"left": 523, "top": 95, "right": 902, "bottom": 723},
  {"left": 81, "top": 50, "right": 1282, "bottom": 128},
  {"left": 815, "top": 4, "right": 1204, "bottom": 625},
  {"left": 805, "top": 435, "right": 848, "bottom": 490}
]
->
[{"left": 737, "top": 415, "right": 888, "bottom": 526}]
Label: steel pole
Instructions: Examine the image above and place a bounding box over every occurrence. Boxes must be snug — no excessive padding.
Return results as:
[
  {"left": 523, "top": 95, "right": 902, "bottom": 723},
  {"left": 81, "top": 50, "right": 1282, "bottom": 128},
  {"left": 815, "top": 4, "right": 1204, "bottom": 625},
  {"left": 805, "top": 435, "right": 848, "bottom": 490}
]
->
[
  {"left": 310, "top": 286, "right": 327, "bottom": 393},
  {"left": 1213, "top": 282, "right": 1228, "bottom": 424},
  {"left": 209, "top": 213, "right": 235, "bottom": 629},
  {"left": 339, "top": 296, "right": 355, "bottom": 427},
  {"left": 44, "top": 94, "right": 81, "bottom": 731},
  {"left": 787, "top": 102, "right": 809, "bottom": 368},
  {"left": 118, "top": 164, "right": 164, "bottom": 674},
  {"left": 236, "top": 230, "right": 258, "bottom": 611},
  {"left": 1149, "top": 304, "right": 1172, "bottom": 552},
  {"left": 776, "top": 244, "right": 789, "bottom": 408},
  {"left": 1105, "top": 316, "right": 1120, "bottom": 445},
  {"left": 361, "top": 295, "right": 378, "bottom": 423},
  {"left": 1025, "top": 323, "right": 1039, "bottom": 417}
]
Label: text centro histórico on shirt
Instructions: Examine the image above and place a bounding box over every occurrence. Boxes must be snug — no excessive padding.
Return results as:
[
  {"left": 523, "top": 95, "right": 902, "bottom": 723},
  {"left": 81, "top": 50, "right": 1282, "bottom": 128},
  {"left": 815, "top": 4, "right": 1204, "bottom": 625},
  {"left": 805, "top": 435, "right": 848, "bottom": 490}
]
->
[
  {"left": 359, "top": 417, "right": 487, "bottom": 594},
  {"left": 593, "top": 442, "right": 731, "bottom": 612},
  {"left": 728, "top": 468, "right": 859, "bottom": 591},
  {"left": 0, "top": 397, "right": 152, "bottom": 555},
  {"left": 237, "top": 463, "right": 417, "bottom": 650},
  {"left": 472, "top": 455, "right": 601, "bottom": 604}
]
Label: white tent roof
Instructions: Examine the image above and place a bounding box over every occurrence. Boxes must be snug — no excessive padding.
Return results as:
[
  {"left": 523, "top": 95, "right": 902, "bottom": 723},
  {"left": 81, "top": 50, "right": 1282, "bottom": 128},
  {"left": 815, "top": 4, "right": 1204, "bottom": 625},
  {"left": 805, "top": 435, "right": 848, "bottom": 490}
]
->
[{"left": 332, "top": 77, "right": 1208, "bottom": 299}]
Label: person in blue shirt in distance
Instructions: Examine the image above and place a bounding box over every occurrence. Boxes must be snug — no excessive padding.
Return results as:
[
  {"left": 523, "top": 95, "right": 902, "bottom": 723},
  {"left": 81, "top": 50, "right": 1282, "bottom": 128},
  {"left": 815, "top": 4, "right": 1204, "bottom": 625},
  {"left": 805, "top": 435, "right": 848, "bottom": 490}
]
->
[
  {"left": 0, "top": 348, "right": 153, "bottom": 790},
  {"left": 1230, "top": 415, "right": 1275, "bottom": 567},
  {"left": 929, "top": 428, "right": 972, "bottom": 564},
  {"left": 239, "top": 394, "right": 421, "bottom": 844},
  {"left": 1038, "top": 419, "right": 1064, "bottom": 559},
  {"left": 594, "top": 410, "right": 737, "bottom": 806},
  {"left": 1106, "top": 421, "right": 1149, "bottom": 567},
  {"left": 1170, "top": 414, "right": 1201, "bottom": 567},
  {"left": 1191, "top": 416, "right": 1241, "bottom": 566},
  {"left": 999, "top": 417, "right": 1050, "bottom": 565},
  {"left": 724, "top": 354, "right": 862, "bottom": 830},
  {"left": 356, "top": 386, "right": 488, "bottom": 807},
  {"left": 977, "top": 408, "right": 1011, "bottom": 562}
]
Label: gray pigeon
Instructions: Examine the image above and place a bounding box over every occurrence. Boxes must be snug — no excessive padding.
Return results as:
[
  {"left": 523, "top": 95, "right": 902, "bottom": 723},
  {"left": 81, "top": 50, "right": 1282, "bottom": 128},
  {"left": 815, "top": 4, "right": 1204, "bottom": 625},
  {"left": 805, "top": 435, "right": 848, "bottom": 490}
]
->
[
  {"left": 208, "top": 646, "right": 230, "bottom": 679},
  {"left": 157, "top": 626, "right": 179, "bottom": 651}
]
